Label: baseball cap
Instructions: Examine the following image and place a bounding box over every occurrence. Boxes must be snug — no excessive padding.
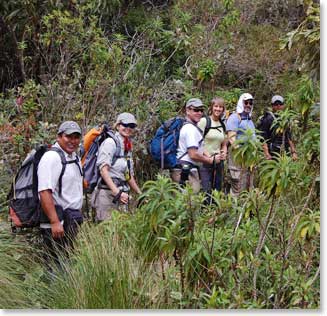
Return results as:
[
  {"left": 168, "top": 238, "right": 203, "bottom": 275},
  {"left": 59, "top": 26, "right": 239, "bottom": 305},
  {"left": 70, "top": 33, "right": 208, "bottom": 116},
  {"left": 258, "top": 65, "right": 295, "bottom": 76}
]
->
[
  {"left": 243, "top": 93, "right": 254, "bottom": 101},
  {"left": 271, "top": 95, "right": 284, "bottom": 104},
  {"left": 57, "top": 121, "right": 81, "bottom": 135},
  {"left": 116, "top": 112, "right": 137, "bottom": 126},
  {"left": 186, "top": 98, "right": 204, "bottom": 108}
]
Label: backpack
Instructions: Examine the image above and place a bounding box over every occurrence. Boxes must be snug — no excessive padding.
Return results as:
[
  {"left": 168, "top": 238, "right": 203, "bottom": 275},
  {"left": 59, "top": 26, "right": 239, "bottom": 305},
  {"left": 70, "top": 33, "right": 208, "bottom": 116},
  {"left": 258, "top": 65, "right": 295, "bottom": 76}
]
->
[
  {"left": 149, "top": 116, "right": 186, "bottom": 169},
  {"left": 81, "top": 123, "right": 121, "bottom": 193},
  {"left": 8, "top": 145, "right": 69, "bottom": 229},
  {"left": 203, "top": 115, "right": 226, "bottom": 138}
]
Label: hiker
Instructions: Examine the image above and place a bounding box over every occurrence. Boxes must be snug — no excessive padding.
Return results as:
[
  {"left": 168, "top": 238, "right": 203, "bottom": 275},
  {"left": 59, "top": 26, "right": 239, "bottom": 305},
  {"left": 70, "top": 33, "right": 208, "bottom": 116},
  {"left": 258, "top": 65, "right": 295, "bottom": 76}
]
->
[
  {"left": 257, "top": 95, "right": 297, "bottom": 160},
  {"left": 38, "top": 121, "right": 84, "bottom": 264},
  {"left": 226, "top": 93, "right": 256, "bottom": 196},
  {"left": 91, "top": 113, "right": 142, "bottom": 222},
  {"left": 170, "top": 98, "right": 221, "bottom": 193},
  {"left": 198, "top": 97, "right": 228, "bottom": 201}
]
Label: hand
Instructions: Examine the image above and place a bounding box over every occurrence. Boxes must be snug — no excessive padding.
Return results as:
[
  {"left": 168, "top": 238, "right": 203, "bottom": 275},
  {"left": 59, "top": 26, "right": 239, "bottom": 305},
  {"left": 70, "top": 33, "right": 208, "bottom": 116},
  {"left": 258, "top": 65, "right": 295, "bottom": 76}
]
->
[
  {"left": 291, "top": 152, "right": 298, "bottom": 161},
  {"left": 213, "top": 155, "right": 221, "bottom": 164},
  {"left": 51, "top": 221, "right": 64, "bottom": 239},
  {"left": 265, "top": 153, "right": 272, "bottom": 160},
  {"left": 120, "top": 192, "right": 129, "bottom": 204},
  {"left": 220, "top": 151, "right": 227, "bottom": 160}
]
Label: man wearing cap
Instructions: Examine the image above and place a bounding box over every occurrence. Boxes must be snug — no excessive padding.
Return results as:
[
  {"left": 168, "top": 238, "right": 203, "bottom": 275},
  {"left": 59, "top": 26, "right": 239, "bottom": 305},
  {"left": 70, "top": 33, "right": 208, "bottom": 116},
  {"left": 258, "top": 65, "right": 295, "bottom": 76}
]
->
[
  {"left": 170, "top": 98, "right": 221, "bottom": 193},
  {"left": 91, "top": 112, "right": 142, "bottom": 222},
  {"left": 226, "top": 93, "right": 256, "bottom": 196},
  {"left": 38, "top": 121, "right": 84, "bottom": 266},
  {"left": 258, "top": 95, "right": 297, "bottom": 160}
]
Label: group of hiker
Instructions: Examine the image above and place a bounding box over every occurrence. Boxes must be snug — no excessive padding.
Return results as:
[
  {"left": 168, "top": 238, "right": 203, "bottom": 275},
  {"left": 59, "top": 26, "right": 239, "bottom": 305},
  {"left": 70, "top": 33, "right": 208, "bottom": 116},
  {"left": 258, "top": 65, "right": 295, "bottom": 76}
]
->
[
  {"left": 170, "top": 93, "right": 296, "bottom": 199},
  {"left": 9, "top": 91, "right": 297, "bottom": 266}
]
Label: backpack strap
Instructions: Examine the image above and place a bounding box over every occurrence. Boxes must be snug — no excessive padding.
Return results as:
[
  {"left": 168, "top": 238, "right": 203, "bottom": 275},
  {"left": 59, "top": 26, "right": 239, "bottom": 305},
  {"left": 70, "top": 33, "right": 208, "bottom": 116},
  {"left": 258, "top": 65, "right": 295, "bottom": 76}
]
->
[
  {"left": 203, "top": 115, "right": 226, "bottom": 137},
  {"left": 177, "top": 121, "right": 204, "bottom": 162},
  {"left": 203, "top": 115, "right": 211, "bottom": 138},
  {"left": 49, "top": 147, "right": 82, "bottom": 197}
]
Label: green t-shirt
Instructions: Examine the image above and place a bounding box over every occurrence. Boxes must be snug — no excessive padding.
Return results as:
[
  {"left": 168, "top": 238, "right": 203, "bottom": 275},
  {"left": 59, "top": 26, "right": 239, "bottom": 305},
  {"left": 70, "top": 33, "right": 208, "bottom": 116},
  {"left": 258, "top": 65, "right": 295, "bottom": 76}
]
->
[{"left": 198, "top": 116, "right": 225, "bottom": 156}]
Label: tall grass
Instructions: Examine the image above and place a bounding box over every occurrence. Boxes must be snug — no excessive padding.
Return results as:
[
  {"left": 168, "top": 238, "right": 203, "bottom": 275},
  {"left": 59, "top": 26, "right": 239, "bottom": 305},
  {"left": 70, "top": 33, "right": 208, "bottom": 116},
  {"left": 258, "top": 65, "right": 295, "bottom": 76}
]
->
[
  {"left": 38, "top": 218, "right": 173, "bottom": 309},
  {"left": 0, "top": 229, "right": 44, "bottom": 308}
]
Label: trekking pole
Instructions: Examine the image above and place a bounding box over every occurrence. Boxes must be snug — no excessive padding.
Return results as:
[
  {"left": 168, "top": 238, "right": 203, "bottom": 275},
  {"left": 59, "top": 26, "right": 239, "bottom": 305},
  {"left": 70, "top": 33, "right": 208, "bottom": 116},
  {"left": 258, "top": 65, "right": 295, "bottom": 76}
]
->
[
  {"left": 209, "top": 154, "right": 217, "bottom": 205},
  {"left": 84, "top": 191, "right": 90, "bottom": 219}
]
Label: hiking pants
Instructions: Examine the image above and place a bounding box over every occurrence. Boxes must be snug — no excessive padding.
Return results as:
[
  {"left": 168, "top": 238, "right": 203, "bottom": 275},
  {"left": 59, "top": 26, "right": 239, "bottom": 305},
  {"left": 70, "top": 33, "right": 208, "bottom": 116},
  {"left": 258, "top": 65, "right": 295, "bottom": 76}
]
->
[
  {"left": 91, "top": 187, "right": 129, "bottom": 222},
  {"left": 170, "top": 168, "right": 201, "bottom": 193},
  {"left": 200, "top": 162, "right": 223, "bottom": 203},
  {"left": 227, "top": 152, "right": 254, "bottom": 197},
  {"left": 41, "top": 208, "right": 83, "bottom": 270}
]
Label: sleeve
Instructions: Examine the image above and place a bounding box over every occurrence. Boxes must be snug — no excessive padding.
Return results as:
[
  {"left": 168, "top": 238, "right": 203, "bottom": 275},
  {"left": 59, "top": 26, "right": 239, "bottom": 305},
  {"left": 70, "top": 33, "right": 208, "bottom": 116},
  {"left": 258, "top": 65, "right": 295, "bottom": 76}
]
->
[
  {"left": 181, "top": 124, "right": 201, "bottom": 149},
  {"left": 226, "top": 113, "right": 239, "bottom": 132},
  {"left": 197, "top": 117, "right": 207, "bottom": 133},
  {"left": 38, "top": 151, "right": 62, "bottom": 192},
  {"left": 96, "top": 138, "right": 117, "bottom": 170}
]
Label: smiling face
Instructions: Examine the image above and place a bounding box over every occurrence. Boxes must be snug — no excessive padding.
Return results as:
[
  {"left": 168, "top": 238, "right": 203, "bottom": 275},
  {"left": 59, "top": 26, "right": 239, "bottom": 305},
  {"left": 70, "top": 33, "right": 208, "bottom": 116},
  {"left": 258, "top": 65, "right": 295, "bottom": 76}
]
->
[
  {"left": 186, "top": 106, "right": 204, "bottom": 123},
  {"left": 243, "top": 99, "right": 253, "bottom": 114},
  {"left": 210, "top": 100, "right": 225, "bottom": 120},
  {"left": 57, "top": 133, "right": 81, "bottom": 154},
  {"left": 117, "top": 122, "right": 136, "bottom": 137}
]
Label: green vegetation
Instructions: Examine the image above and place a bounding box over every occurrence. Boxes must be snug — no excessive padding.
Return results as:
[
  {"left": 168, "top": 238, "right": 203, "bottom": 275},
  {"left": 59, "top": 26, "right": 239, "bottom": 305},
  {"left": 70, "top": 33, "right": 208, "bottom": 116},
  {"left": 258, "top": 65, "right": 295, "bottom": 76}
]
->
[{"left": 0, "top": 0, "right": 319, "bottom": 310}]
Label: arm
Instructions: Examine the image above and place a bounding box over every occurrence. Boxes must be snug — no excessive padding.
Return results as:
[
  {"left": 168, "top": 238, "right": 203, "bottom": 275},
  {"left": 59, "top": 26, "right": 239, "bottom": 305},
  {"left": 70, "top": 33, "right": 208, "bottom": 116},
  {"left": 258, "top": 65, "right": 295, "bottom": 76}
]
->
[
  {"left": 188, "top": 148, "right": 220, "bottom": 165},
  {"left": 128, "top": 175, "right": 142, "bottom": 195},
  {"left": 220, "top": 139, "right": 228, "bottom": 160},
  {"left": 100, "top": 165, "right": 129, "bottom": 204},
  {"left": 39, "top": 190, "right": 64, "bottom": 239},
  {"left": 288, "top": 140, "right": 298, "bottom": 160},
  {"left": 227, "top": 131, "right": 237, "bottom": 147},
  {"left": 262, "top": 143, "right": 272, "bottom": 160}
]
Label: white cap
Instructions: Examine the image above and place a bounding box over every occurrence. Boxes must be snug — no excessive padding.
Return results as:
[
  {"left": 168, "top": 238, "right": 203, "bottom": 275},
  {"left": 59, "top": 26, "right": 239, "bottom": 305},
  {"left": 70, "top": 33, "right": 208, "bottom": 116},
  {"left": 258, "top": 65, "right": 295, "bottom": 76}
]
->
[
  {"left": 271, "top": 95, "right": 284, "bottom": 104},
  {"left": 243, "top": 93, "right": 254, "bottom": 101}
]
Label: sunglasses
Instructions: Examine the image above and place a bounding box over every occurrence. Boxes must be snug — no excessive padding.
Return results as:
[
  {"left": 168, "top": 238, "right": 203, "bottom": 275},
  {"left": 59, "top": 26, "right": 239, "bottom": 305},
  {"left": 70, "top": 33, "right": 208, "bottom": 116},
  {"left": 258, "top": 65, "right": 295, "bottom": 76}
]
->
[
  {"left": 244, "top": 100, "right": 253, "bottom": 105},
  {"left": 190, "top": 107, "right": 204, "bottom": 113},
  {"left": 121, "top": 122, "right": 137, "bottom": 129},
  {"left": 273, "top": 101, "right": 284, "bottom": 106}
]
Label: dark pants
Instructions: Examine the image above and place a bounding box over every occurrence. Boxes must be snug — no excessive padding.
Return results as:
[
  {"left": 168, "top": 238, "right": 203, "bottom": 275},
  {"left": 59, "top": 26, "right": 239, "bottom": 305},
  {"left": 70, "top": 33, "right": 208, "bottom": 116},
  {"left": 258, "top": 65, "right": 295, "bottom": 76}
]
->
[
  {"left": 200, "top": 161, "right": 223, "bottom": 204},
  {"left": 41, "top": 208, "right": 83, "bottom": 271}
]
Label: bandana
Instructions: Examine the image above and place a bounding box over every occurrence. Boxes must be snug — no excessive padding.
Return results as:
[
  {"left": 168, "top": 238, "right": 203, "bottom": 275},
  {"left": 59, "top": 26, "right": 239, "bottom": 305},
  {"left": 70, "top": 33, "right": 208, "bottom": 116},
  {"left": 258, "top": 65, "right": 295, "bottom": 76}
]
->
[{"left": 124, "top": 137, "right": 132, "bottom": 152}]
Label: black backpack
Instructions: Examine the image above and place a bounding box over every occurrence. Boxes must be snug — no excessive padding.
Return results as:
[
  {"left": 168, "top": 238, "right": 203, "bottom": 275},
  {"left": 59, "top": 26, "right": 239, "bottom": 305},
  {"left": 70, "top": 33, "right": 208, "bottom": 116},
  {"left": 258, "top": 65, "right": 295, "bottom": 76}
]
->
[
  {"left": 8, "top": 145, "right": 76, "bottom": 230},
  {"left": 203, "top": 115, "right": 226, "bottom": 137}
]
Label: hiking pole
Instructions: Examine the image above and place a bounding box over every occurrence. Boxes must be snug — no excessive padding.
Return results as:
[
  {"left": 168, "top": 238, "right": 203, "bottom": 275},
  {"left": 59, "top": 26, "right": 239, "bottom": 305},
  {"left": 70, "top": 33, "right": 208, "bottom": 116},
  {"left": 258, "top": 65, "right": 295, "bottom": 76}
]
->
[
  {"left": 209, "top": 154, "right": 217, "bottom": 205},
  {"left": 84, "top": 191, "right": 90, "bottom": 219}
]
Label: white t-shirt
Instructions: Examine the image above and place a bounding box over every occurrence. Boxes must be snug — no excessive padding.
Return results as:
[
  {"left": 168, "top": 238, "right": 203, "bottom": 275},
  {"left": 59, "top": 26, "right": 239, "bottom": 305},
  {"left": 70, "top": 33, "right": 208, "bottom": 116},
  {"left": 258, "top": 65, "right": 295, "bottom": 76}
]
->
[
  {"left": 176, "top": 121, "right": 204, "bottom": 166},
  {"left": 38, "top": 143, "right": 83, "bottom": 212}
]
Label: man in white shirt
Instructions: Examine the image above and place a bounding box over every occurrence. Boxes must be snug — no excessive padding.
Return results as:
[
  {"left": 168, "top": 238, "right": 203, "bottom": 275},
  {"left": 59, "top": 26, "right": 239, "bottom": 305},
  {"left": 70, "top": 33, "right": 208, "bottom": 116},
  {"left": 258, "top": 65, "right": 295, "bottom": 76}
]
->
[
  {"left": 38, "top": 121, "right": 83, "bottom": 265},
  {"left": 171, "top": 98, "right": 221, "bottom": 193}
]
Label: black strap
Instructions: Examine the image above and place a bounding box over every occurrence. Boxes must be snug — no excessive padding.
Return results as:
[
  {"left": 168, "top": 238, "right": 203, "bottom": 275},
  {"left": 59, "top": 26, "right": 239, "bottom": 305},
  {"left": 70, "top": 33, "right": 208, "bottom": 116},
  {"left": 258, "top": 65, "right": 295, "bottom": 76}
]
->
[
  {"left": 49, "top": 148, "right": 82, "bottom": 196},
  {"left": 203, "top": 116, "right": 226, "bottom": 138}
]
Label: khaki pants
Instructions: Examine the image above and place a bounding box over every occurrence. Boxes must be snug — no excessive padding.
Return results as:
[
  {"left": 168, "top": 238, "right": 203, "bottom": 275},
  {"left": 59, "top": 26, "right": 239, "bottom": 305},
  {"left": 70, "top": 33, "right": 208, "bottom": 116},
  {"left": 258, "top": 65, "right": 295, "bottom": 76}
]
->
[
  {"left": 170, "top": 168, "right": 201, "bottom": 194},
  {"left": 91, "top": 187, "right": 129, "bottom": 222},
  {"left": 228, "top": 152, "right": 254, "bottom": 197}
]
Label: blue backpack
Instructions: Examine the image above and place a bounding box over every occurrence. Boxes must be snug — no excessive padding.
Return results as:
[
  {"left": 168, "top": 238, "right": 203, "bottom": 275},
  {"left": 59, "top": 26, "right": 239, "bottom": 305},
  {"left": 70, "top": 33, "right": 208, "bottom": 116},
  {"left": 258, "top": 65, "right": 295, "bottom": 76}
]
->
[{"left": 149, "top": 116, "right": 187, "bottom": 169}]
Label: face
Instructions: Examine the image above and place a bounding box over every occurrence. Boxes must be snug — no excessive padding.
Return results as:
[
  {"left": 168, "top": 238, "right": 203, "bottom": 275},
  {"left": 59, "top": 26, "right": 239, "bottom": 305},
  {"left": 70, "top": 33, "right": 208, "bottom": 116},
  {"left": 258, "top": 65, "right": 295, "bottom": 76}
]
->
[
  {"left": 243, "top": 99, "right": 253, "bottom": 113},
  {"left": 57, "top": 133, "right": 81, "bottom": 154},
  {"left": 272, "top": 102, "right": 284, "bottom": 112},
  {"left": 211, "top": 102, "right": 224, "bottom": 119},
  {"left": 186, "top": 106, "right": 204, "bottom": 123},
  {"left": 117, "top": 122, "right": 137, "bottom": 137}
]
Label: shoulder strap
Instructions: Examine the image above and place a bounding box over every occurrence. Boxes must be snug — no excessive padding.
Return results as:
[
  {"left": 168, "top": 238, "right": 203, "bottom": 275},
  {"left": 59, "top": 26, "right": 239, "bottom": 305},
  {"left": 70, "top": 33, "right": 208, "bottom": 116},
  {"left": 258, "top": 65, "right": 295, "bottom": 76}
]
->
[
  {"left": 203, "top": 115, "right": 211, "bottom": 138},
  {"left": 108, "top": 133, "right": 122, "bottom": 166},
  {"left": 49, "top": 147, "right": 67, "bottom": 197}
]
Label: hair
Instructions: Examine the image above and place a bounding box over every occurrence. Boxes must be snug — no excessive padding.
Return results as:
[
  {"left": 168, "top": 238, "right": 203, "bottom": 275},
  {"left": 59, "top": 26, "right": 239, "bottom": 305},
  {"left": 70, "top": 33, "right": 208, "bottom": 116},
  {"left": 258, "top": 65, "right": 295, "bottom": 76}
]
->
[{"left": 208, "top": 97, "right": 225, "bottom": 116}]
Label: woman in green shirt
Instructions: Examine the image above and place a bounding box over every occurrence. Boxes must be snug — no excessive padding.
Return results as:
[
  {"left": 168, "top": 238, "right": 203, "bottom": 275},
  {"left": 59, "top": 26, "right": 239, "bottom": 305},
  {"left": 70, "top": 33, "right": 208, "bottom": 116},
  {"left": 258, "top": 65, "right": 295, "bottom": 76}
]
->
[{"left": 198, "top": 97, "right": 228, "bottom": 202}]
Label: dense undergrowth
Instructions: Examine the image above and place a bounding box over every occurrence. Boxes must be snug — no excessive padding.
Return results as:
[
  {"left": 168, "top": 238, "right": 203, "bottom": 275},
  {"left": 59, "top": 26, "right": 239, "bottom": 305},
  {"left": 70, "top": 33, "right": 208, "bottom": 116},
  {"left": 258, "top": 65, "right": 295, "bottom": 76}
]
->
[{"left": 0, "top": 0, "right": 320, "bottom": 310}]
